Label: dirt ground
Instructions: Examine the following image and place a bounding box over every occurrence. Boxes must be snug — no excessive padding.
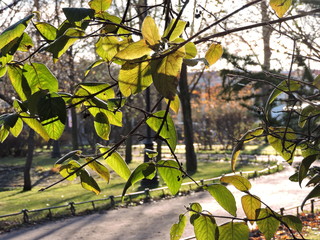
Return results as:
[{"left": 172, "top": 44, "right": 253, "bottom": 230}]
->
[{"left": 1, "top": 164, "right": 317, "bottom": 240}]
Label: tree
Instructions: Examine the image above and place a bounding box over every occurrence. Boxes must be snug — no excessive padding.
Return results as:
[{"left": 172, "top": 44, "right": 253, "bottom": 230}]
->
[{"left": 1, "top": 0, "right": 320, "bottom": 239}]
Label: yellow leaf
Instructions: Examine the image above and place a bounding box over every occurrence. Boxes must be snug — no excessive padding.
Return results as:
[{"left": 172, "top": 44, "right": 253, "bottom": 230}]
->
[
  {"left": 142, "top": 16, "right": 161, "bottom": 46},
  {"left": 165, "top": 96, "right": 180, "bottom": 113},
  {"left": 205, "top": 43, "right": 223, "bottom": 67},
  {"left": 241, "top": 195, "right": 261, "bottom": 224},
  {"left": 115, "top": 39, "right": 151, "bottom": 60},
  {"left": 270, "top": 0, "right": 292, "bottom": 18}
]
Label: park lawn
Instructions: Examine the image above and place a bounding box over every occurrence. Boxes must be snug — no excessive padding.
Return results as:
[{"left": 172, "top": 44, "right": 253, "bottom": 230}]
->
[{"left": 0, "top": 158, "right": 271, "bottom": 216}]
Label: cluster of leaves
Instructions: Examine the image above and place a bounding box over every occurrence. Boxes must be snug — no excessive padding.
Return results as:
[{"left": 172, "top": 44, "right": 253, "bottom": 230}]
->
[
  {"left": 0, "top": 0, "right": 317, "bottom": 239},
  {"left": 171, "top": 174, "right": 303, "bottom": 240}
]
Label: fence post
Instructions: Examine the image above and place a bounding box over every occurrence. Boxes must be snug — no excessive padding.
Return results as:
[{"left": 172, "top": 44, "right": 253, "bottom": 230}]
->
[
  {"left": 200, "top": 179, "right": 204, "bottom": 186},
  {"left": 296, "top": 207, "right": 299, "bottom": 216},
  {"left": 254, "top": 171, "right": 258, "bottom": 178},
  {"left": 69, "top": 202, "right": 76, "bottom": 216},
  {"left": 91, "top": 201, "right": 95, "bottom": 210},
  {"left": 280, "top": 208, "right": 284, "bottom": 215},
  {"left": 144, "top": 188, "right": 151, "bottom": 202},
  {"left": 22, "top": 209, "right": 29, "bottom": 223},
  {"left": 48, "top": 209, "right": 53, "bottom": 220},
  {"left": 311, "top": 199, "right": 315, "bottom": 214}
]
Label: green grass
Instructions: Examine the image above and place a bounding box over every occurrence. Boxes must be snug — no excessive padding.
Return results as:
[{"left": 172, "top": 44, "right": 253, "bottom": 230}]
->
[{"left": 0, "top": 158, "right": 272, "bottom": 216}]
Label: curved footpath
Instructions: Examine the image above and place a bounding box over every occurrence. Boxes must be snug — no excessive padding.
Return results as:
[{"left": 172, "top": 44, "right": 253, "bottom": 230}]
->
[{"left": 1, "top": 165, "right": 313, "bottom": 240}]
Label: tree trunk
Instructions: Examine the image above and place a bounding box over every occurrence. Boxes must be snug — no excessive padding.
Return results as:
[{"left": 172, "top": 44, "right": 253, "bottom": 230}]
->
[
  {"left": 51, "top": 140, "right": 61, "bottom": 158},
  {"left": 23, "top": 128, "right": 35, "bottom": 191},
  {"left": 71, "top": 108, "right": 79, "bottom": 150},
  {"left": 124, "top": 109, "right": 132, "bottom": 164},
  {"left": 179, "top": 64, "right": 197, "bottom": 173},
  {"left": 261, "top": 1, "right": 272, "bottom": 70}
]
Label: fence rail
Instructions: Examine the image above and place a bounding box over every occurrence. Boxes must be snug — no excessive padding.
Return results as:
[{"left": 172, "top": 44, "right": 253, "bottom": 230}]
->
[{"left": 0, "top": 164, "right": 283, "bottom": 230}]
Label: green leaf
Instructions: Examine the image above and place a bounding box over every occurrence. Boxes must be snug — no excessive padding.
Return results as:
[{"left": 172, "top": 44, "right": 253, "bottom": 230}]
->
[
  {"left": 298, "top": 154, "right": 319, "bottom": 187},
  {"left": 79, "top": 169, "right": 101, "bottom": 194},
  {"left": 34, "top": 22, "right": 57, "bottom": 42},
  {"left": 85, "top": 157, "right": 110, "bottom": 183},
  {"left": 267, "top": 127, "right": 296, "bottom": 164},
  {"left": 270, "top": 0, "right": 292, "bottom": 18},
  {"left": 44, "top": 28, "right": 84, "bottom": 62},
  {"left": 193, "top": 215, "right": 218, "bottom": 240},
  {"left": 257, "top": 208, "right": 280, "bottom": 240},
  {"left": 95, "top": 36, "right": 128, "bottom": 62},
  {"left": 17, "top": 33, "right": 33, "bottom": 52},
  {"left": 266, "top": 79, "right": 301, "bottom": 116},
  {"left": 204, "top": 184, "right": 237, "bottom": 216},
  {"left": 185, "top": 42, "right": 198, "bottom": 59},
  {"left": 298, "top": 105, "right": 320, "bottom": 128},
  {"left": 89, "top": 0, "right": 112, "bottom": 13},
  {"left": 99, "top": 147, "right": 131, "bottom": 180},
  {"left": 55, "top": 150, "right": 82, "bottom": 165},
  {"left": 85, "top": 60, "right": 104, "bottom": 77},
  {"left": 205, "top": 43, "right": 223, "bottom": 67},
  {"left": 20, "top": 112, "right": 50, "bottom": 141},
  {"left": 218, "top": 222, "right": 249, "bottom": 240},
  {"left": 94, "top": 112, "right": 111, "bottom": 140},
  {"left": 313, "top": 74, "right": 320, "bottom": 89},
  {"left": 163, "top": 19, "right": 187, "bottom": 42},
  {"left": 301, "top": 184, "right": 320, "bottom": 209},
  {"left": 63, "top": 8, "right": 94, "bottom": 23},
  {"left": 0, "top": 14, "right": 34, "bottom": 51},
  {"left": 157, "top": 160, "right": 182, "bottom": 195},
  {"left": 170, "top": 214, "right": 187, "bottom": 240},
  {"left": 152, "top": 47, "right": 185, "bottom": 100},
  {"left": 105, "top": 110, "right": 122, "bottom": 127},
  {"left": 189, "top": 202, "right": 202, "bottom": 216},
  {"left": 115, "top": 39, "right": 152, "bottom": 60},
  {"left": 9, "top": 117, "right": 23, "bottom": 137},
  {"left": 281, "top": 215, "right": 302, "bottom": 232},
  {"left": 8, "top": 65, "right": 31, "bottom": 101},
  {"left": 59, "top": 160, "right": 81, "bottom": 181},
  {"left": 165, "top": 96, "right": 180, "bottom": 113},
  {"left": 0, "top": 125, "right": 10, "bottom": 143},
  {"left": 146, "top": 110, "right": 177, "bottom": 151},
  {"left": 80, "top": 82, "right": 115, "bottom": 101},
  {"left": 118, "top": 60, "right": 153, "bottom": 97},
  {"left": 122, "top": 162, "right": 156, "bottom": 196},
  {"left": 306, "top": 174, "right": 320, "bottom": 187},
  {"left": 231, "top": 128, "right": 264, "bottom": 171},
  {"left": 23, "top": 63, "right": 59, "bottom": 94},
  {"left": 142, "top": 16, "right": 161, "bottom": 46},
  {"left": 220, "top": 175, "right": 251, "bottom": 192},
  {"left": 241, "top": 195, "right": 261, "bottom": 224}
]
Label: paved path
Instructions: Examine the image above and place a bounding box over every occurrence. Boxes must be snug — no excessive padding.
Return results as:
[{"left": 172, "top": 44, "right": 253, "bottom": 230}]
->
[{"left": 1, "top": 165, "right": 312, "bottom": 240}]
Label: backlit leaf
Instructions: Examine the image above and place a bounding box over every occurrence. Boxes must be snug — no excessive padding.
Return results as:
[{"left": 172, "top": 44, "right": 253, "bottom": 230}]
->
[
  {"left": 94, "top": 112, "right": 110, "bottom": 140},
  {"left": 220, "top": 175, "right": 251, "bottom": 192},
  {"left": 89, "top": 0, "right": 112, "bottom": 13},
  {"left": 0, "top": 125, "right": 9, "bottom": 143},
  {"left": 170, "top": 214, "right": 187, "bottom": 240},
  {"left": 157, "top": 160, "right": 182, "bottom": 195},
  {"left": 205, "top": 184, "right": 237, "bottom": 216},
  {"left": 205, "top": 43, "right": 223, "bottom": 67},
  {"left": 34, "top": 22, "right": 57, "bottom": 42},
  {"left": 122, "top": 162, "right": 156, "bottom": 196},
  {"left": 241, "top": 195, "right": 261, "bottom": 224},
  {"left": 189, "top": 202, "right": 202, "bottom": 216},
  {"left": 257, "top": 208, "right": 280, "bottom": 240},
  {"left": 85, "top": 60, "right": 104, "bottom": 76},
  {"left": 8, "top": 65, "right": 31, "bottom": 101},
  {"left": 231, "top": 128, "right": 264, "bottom": 171},
  {"left": 152, "top": 47, "right": 185, "bottom": 100},
  {"left": 298, "top": 105, "right": 320, "bottom": 128},
  {"left": 55, "top": 150, "right": 82, "bottom": 165},
  {"left": 17, "top": 33, "right": 33, "bottom": 52},
  {"left": 80, "top": 82, "right": 115, "bottom": 101},
  {"left": 99, "top": 147, "right": 131, "bottom": 180},
  {"left": 44, "top": 28, "right": 84, "bottom": 62},
  {"left": 59, "top": 160, "right": 81, "bottom": 181},
  {"left": 270, "top": 0, "right": 292, "bottom": 18},
  {"left": 142, "top": 16, "right": 161, "bottom": 46},
  {"left": 193, "top": 215, "right": 218, "bottom": 240},
  {"left": 185, "top": 42, "right": 198, "bottom": 59},
  {"left": 146, "top": 110, "right": 177, "bottom": 151},
  {"left": 115, "top": 39, "right": 151, "bottom": 60},
  {"left": 9, "top": 117, "right": 23, "bottom": 137},
  {"left": 163, "top": 19, "right": 187, "bottom": 42},
  {"left": 118, "top": 60, "right": 153, "bottom": 97},
  {"left": 23, "top": 63, "right": 58, "bottom": 94},
  {"left": 80, "top": 169, "right": 101, "bottom": 194},
  {"left": 95, "top": 36, "right": 128, "bottom": 62},
  {"left": 20, "top": 112, "right": 50, "bottom": 141},
  {"left": 63, "top": 8, "right": 94, "bottom": 23},
  {"left": 0, "top": 14, "right": 34, "bottom": 51},
  {"left": 165, "top": 96, "right": 180, "bottom": 113},
  {"left": 219, "top": 222, "right": 249, "bottom": 240},
  {"left": 267, "top": 127, "right": 296, "bottom": 164},
  {"left": 85, "top": 157, "right": 110, "bottom": 183}
]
